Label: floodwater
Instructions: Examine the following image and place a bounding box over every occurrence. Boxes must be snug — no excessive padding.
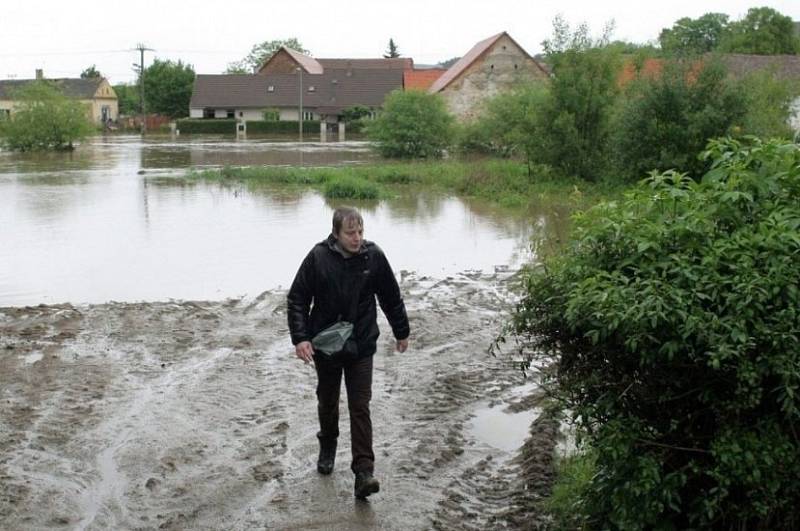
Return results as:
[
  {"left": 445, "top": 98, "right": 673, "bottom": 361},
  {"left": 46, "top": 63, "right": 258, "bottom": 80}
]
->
[
  {"left": 1, "top": 135, "right": 570, "bottom": 530},
  {"left": 0, "top": 135, "right": 569, "bottom": 307}
]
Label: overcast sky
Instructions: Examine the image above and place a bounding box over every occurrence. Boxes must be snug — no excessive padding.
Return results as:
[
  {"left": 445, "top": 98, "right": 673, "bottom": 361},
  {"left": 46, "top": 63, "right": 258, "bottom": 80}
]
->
[{"left": 2, "top": 0, "right": 798, "bottom": 84}]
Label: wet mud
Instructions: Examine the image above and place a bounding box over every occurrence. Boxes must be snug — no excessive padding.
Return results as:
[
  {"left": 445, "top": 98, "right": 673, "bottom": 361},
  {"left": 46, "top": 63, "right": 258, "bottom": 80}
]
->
[{"left": 0, "top": 271, "right": 558, "bottom": 530}]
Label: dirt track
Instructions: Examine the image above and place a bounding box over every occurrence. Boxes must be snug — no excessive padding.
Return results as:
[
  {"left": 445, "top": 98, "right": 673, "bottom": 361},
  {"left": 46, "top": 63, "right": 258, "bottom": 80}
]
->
[{"left": 0, "top": 270, "right": 558, "bottom": 530}]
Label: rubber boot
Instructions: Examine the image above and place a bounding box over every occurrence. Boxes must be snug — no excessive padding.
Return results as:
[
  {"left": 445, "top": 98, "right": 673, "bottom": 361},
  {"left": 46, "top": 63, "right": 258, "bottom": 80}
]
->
[
  {"left": 354, "top": 471, "right": 380, "bottom": 499},
  {"left": 317, "top": 437, "right": 336, "bottom": 475}
]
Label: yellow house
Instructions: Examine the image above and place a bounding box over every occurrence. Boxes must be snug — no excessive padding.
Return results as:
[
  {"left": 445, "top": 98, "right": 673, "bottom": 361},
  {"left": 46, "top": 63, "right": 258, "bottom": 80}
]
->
[{"left": 0, "top": 70, "right": 119, "bottom": 124}]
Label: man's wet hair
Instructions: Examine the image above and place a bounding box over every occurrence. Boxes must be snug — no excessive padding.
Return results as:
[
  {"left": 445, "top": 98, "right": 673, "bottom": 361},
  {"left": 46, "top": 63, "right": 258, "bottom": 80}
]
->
[{"left": 332, "top": 207, "right": 363, "bottom": 235}]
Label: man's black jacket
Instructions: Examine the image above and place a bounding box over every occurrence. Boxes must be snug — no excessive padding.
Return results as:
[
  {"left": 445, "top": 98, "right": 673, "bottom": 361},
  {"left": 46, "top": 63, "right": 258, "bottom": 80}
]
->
[{"left": 287, "top": 234, "right": 410, "bottom": 358}]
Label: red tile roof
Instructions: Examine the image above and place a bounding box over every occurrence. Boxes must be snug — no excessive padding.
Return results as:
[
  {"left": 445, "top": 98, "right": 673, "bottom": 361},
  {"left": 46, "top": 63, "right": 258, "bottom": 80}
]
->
[{"left": 403, "top": 69, "right": 446, "bottom": 90}]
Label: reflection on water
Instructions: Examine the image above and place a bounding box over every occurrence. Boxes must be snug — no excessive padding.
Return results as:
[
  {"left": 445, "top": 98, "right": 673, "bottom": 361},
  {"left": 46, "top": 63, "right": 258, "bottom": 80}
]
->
[{"left": 0, "top": 136, "right": 568, "bottom": 306}]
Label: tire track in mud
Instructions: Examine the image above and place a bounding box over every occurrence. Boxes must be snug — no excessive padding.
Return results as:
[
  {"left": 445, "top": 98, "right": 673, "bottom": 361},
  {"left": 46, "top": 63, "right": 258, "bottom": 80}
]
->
[{"left": 1, "top": 271, "right": 558, "bottom": 530}]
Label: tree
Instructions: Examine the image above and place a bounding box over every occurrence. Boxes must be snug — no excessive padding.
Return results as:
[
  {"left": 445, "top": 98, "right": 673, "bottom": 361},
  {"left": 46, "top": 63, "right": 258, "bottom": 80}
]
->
[
  {"left": 438, "top": 57, "right": 460, "bottom": 69},
  {"left": 367, "top": 90, "right": 454, "bottom": 158},
  {"left": 80, "top": 65, "right": 102, "bottom": 79},
  {"left": 226, "top": 38, "right": 309, "bottom": 74},
  {"left": 510, "top": 138, "right": 800, "bottom": 529},
  {"left": 658, "top": 13, "right": 730, "bottom": 56},
  {"left": 142, "top": 59, "right": 196, "bottom": 118},
  {"left": 384, "top": 38, "right": 400, "bottom": 58},
  {"left": 461, "top": 84, "right": 550, "bottom": 176},
  {"left": 720, "top": 6, "right": 800, "bottom": 55},
  {"left": 613, "top": 58, "right": 747, "bottom": 180},
  {"left": 0, "top": 81, "right": 93, "bottom": 151},
  {"left": 112, "top": 83, "right": 140, "bottom": 116},
  {"left": 538, "top": 16, "right": 621, "bottom": 180}
]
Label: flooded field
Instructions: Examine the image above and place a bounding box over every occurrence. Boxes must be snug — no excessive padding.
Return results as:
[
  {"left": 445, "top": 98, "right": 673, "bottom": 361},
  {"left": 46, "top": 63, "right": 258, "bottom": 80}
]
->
[{"left": 1, "top": 136, "right": 567, "bottom": 529}]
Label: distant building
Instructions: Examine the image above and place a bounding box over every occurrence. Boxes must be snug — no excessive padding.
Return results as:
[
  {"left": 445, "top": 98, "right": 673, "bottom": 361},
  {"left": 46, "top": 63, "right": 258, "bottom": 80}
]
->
[
  {"left": 189, "top": 47, "right": 409, "bottom": 124},
  {"left": 0, "top": 70, "right": 118, "bottom": 124},
  {"left": 428, "top": 32, "right": 550, "bottom": 120}
]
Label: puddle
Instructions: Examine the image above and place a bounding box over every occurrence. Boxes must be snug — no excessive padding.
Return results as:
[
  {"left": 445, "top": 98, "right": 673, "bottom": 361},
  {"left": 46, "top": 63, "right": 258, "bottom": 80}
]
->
[
  {"left": 468, "top": 392, "right": 540, "bottom": 453},
  {"left": 22, "top": 352, "right": 43, "bottom": 364}
]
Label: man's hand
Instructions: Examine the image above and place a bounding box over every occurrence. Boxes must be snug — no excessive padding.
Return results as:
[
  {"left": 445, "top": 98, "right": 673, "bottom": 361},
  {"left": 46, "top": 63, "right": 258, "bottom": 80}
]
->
[
  {"left": 295, "top": 341, "right": 314, "bottom": 364},
  {"left": 396, "top": 338, "right": 409, "bottom": 353}
]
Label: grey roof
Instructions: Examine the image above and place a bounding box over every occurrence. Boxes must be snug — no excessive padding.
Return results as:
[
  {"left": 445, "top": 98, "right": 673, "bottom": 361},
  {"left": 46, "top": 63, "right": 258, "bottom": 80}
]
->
[
  {"left": 190, "top": 68, "right": 404, "bottom": 112},
  {"left": 0, "top": 78, "right": 105, "bottom": 100},
  {"left": 718, "top": 53, "right": 800, "bottom": 81}
]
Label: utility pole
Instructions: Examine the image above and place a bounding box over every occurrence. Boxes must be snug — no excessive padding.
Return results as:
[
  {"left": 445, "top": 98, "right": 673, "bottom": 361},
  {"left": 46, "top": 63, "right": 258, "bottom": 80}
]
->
[{"left": 135, "top": 43, "right": 154, "bottom": 135}]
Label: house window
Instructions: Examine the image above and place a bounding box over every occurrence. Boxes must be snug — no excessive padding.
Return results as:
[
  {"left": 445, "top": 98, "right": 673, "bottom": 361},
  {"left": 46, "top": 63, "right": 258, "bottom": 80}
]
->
[
  {"left": 203, "top": 108, "right": 215, "bottom": 119},
  {"left": 267, "top": 85, "right": 275, "bottom": 92},
  {"left": 226, "top": 109, "right": 235, "bottom": 118},
  {"left": 307, "top": 86, "right": 315, "bottom": 92},
  {"left": 303, "top": 111, "right": 314, "bottom": 120}
]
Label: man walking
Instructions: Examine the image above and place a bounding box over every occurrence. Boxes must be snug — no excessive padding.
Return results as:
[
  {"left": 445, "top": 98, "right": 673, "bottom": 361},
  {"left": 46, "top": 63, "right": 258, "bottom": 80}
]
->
[{"left": 287, "top": 207, "right": 410, "bottom": 499}]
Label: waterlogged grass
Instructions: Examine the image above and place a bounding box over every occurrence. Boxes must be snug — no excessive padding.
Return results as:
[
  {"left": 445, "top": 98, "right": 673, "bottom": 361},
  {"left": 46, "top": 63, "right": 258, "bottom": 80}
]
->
[
  {"left": 188, "top": 159, "right": 624, "bottom": 207},
  {"left": 544, "top": 449, "right": 596, "bottom": 529}
]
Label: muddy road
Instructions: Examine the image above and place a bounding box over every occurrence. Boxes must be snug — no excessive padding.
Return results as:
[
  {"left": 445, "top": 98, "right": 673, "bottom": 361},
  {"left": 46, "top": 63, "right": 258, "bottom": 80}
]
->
[{"left": 0, "top": 271, "right": 558, "bottom": 530}]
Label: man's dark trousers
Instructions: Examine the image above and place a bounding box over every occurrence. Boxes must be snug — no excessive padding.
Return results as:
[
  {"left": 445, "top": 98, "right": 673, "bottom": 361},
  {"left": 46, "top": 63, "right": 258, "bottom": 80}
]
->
[{"left": 313, "top": 352, "right": 374, "bottom": 474}]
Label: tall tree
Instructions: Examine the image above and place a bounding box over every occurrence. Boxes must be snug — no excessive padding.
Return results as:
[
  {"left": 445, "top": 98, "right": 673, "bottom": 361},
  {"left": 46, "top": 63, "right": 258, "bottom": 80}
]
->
[
  {"left": 112, "top": 83, "right": 140, "bottom": 115},
  {"left": 720, "top": 6, "right": 800, "bottom": 54},
  {"left": 225, "top": 38, "right": 309, "bottom": 74},
  {"left": 142, "top": 59, "right": 196, "bottom": 118},
  {"left": 384, "top": 38, "right": 400, "bottom": 58},
  {"left": 539, "top": 15, "right": 621, "bottom": 181},
  {"left": 659, "top": 13, "right": 730, "bottom": 56},
  {"left": 80, "top": 65, "right": 102, "bottom": 79}
]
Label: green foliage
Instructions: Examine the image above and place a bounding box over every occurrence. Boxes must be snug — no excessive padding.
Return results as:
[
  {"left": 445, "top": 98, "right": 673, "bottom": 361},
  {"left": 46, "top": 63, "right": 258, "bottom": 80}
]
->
[
  {"left": 262, "top": 108, "right": 280, "bottom": 121},
  {"left": 659, "top": 13, "right": 730, "bottom": 56},
  {"left": 384, "top": 38, "right": 400, "bottom": 58},
  {"left": 226, "top": 38, "right": 309, "bottom": 74},
  {"left": 368, "top": 89, "right": 454, "bottom": 158},
  {"left": 438, "top": 57, "right": 460, "bottom": 69},
  {"left": 189, "top": 158, "right": 621, "bottom": 210},
  {"left": 245, "top": 120, "right": 319, "bottom": 135},
  {"left": 175, "top": 119, "right": 319, "bottom": 135},
  {"left": 658, "top": 7, "right": 799, "bottom": 56},
  {"left": 113, "top": 83, "right": 140, "bottom": 116},
  {"left": 737, "top": 69, "right": 798, "bottom": 139},
  {"left": 80, "top": 65, "right": 102, "bottom": 79},
  {"left": 323, "top": 176, "right": 383, "bottom": 199},
  {"left": 176, "top": 118, "right": 236, "bottom": 134},
  {"left": 512, "top": 138, "right": 800, "bottom": 529},
  {"left": 720, "top": 7, "right": 800, "bottom": 55},
  {"left": 0, "top": 81, "right": 93, "bottom": 151},
  {"left": 545, "top": 450, "right": 596, "bottom": 529},
  {"left": 342, "top": 105, "right": 371, "bottom": 123},
  {"left": 539, "top": 16, "right": 621, "bottom": 181},
  {"left": 612, "top": 59, "right": 746, "bottom": 180},
  {"left": 459, "top": 83, "right": 550, "bottom": 177},
  {"left": 143, "top": 59, "right": 195, "bottom": 118}
]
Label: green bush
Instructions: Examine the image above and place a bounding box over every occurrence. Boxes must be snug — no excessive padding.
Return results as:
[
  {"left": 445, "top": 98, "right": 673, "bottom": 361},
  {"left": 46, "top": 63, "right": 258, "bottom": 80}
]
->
[
  {"left": 176, "top": 119, "right": 236, "bottom": 134},
  {"left": 0, "top": 81, "right": 93, "bottom": 151},
  {"left": 538, "top": 17, "right": 621, "bottom": 181},
  {"left": 175, "top": 119, "right": 319, "bottom": 135},
  {"left": 736, "top": 69, "right": 798, "bottom": 139},
  {"left": 513, "top": 138, "right": 800, "bottom": 529},
  {"left": 246, "top": 120, "right": 319, "bottom": 135},
  {"left": 458, "top": 83, "right": 550, "bottom": 177},
  {"left": 323, "top": 176, "right": 382, "bottom": 199},
  {"left": 613, "top": 59, "right": 747, "bottom": 181},
  {"left": 367, "top": 89, "right": 454, "bottom": 158}
]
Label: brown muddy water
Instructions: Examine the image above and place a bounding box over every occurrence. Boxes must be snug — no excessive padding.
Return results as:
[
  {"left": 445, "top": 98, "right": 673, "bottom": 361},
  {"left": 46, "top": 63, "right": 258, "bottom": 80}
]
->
[{"left": 1, "top": 136, "right": 569, "bottom": 530}]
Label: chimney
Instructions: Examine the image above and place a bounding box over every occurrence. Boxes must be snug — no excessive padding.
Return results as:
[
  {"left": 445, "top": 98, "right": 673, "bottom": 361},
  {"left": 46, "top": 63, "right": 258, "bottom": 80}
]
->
[{"left": 35, "top": 69, "right": 43, "bottom": 80}]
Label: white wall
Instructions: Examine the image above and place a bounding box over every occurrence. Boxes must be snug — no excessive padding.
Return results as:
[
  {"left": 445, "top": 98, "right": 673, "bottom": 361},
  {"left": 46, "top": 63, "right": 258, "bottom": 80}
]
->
[
  {"left": 190, "top": 108, "right": 203, "bottom": 118},
  {"left": 789, "top": 96, "right": 800, "bottom": 134}
]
